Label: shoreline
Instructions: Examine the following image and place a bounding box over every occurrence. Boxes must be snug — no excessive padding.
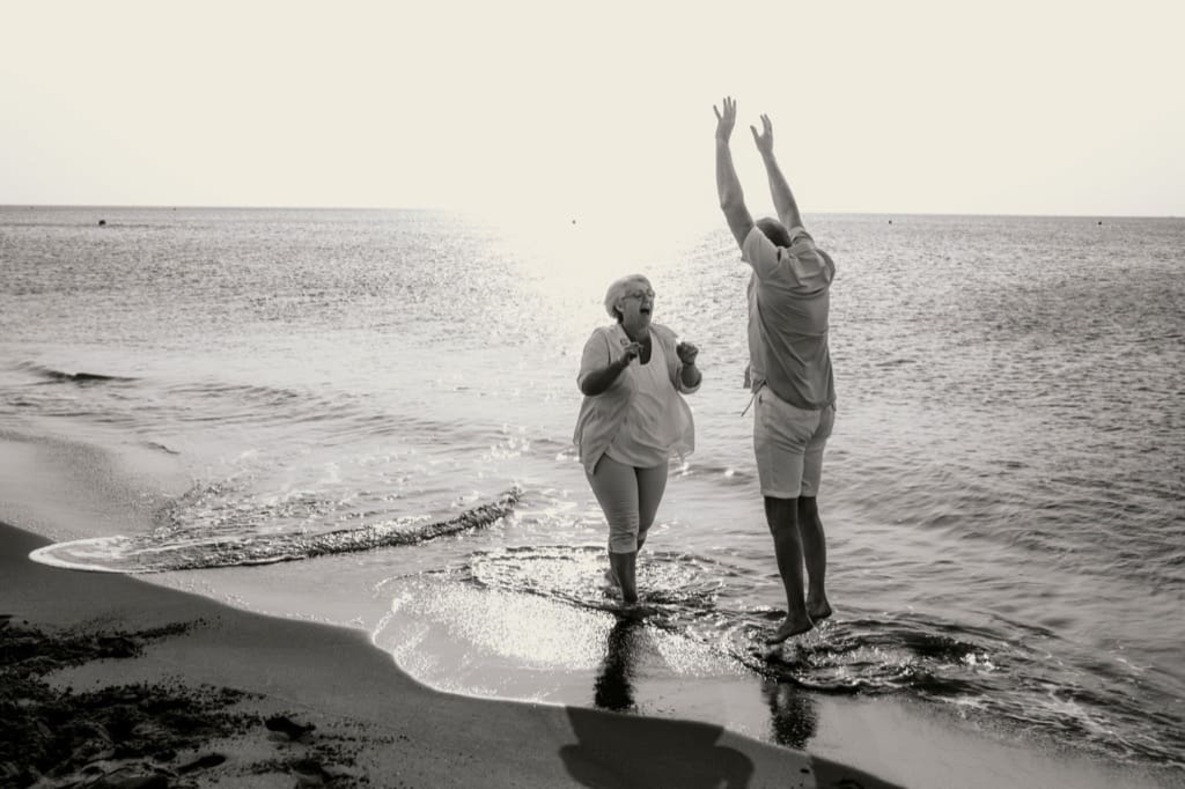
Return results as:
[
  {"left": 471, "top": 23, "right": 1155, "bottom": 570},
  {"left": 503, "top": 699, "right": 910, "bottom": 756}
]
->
[{"left": 1, "top": 520, "right": 901, "bottom": 788}]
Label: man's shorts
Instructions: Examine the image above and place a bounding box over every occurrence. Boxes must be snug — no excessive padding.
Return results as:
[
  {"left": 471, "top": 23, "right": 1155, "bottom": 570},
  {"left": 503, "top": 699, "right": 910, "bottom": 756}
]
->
[{"left": 753, "top": 387, "right": 835, "bottom": 499}]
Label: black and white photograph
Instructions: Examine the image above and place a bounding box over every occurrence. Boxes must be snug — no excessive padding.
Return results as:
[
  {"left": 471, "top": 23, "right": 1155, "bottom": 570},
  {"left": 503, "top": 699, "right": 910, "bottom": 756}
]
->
[{"left": 2, "top": 2, "right": 1182, "bottom": 787}]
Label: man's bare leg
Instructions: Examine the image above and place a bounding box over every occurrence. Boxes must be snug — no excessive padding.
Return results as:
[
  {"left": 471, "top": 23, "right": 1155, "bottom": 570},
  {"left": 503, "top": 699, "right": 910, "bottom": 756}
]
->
[
  {"left": 764, "top": 496, "right": 813, "bottom": 643},
  {"left": 798, "top": 496, "right": 831, "bottom": 622}
]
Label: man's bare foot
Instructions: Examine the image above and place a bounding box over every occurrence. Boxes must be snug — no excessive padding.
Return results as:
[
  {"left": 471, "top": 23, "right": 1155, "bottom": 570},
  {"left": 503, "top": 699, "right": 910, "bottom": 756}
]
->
[
  {"left": 765, "top": 614, "right": 814, "bottom": 645},
  {"left": 807, "top": 598, "right": 832, "bottom": 622}
]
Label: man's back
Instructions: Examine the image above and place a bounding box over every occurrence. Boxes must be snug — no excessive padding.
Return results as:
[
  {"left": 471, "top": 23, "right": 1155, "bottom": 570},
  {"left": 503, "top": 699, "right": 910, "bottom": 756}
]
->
[{"left": 742, "top": 226, "right": 836, "bottom": 410}]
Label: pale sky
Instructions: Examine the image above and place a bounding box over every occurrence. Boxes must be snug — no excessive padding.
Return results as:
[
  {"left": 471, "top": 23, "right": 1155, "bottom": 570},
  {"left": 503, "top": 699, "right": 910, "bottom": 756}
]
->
[{"left": 2, "top": 0, "right": 1182, "bottom": 228}]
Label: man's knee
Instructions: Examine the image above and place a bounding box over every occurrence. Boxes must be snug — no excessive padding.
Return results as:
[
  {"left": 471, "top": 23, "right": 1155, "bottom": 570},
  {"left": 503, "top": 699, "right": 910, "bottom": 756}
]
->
[
  {"left": 764, "top": 495, "right": 800, "bottom": 530},
  {"left": 797, "top": 496, "right": 818, "bottom": 520}
]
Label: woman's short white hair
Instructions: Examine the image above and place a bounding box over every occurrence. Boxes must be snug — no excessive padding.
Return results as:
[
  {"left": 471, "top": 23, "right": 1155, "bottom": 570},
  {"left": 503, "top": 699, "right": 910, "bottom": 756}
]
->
[{"left": 603, "top": 274, "right": 650, "bottom": 320}]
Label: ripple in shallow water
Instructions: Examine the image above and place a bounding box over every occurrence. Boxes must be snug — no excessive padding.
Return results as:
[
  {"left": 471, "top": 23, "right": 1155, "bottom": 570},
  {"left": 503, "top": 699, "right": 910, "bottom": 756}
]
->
[{"left": 406, "top": 545, "right": 1185, "bottom": 769}]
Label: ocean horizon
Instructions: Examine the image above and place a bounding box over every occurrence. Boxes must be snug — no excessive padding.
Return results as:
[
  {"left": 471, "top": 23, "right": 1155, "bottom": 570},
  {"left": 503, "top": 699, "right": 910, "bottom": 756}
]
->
[{"left": 5, "top": 202, "right": 1182, "bottom": 219}]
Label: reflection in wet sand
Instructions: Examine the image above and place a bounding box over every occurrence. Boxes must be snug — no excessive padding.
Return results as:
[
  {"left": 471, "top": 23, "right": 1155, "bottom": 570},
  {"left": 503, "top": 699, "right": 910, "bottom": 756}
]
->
[
  {"left": 763, "top": 678, "right": 818, "bottom": 751},
  {"left": 593, "top": 616, "right": 645, "bottom": 713}
]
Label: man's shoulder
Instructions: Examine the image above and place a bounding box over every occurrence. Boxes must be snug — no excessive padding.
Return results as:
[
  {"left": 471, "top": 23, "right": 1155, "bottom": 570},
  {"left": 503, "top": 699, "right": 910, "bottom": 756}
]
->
[
  {"left": 786, "top": 228, "right": 826, "bottom": 258},
  {"left": 787, "top": 232, "right": 835, "bottom": 280},
  {"left": 787, "top": 227, "right": 813, "bottom": 245},
  {"left": 741, "top": 225, "right": 774, "bottom": 259},
  {"left": 745, "top": 225, "right": 824, "bottom": 260}
]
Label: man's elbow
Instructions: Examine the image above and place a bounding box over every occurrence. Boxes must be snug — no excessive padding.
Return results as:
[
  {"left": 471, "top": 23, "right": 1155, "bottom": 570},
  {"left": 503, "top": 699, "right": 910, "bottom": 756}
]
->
[{"left": 718, "top": 190, "right": 743, "bottom": 212}]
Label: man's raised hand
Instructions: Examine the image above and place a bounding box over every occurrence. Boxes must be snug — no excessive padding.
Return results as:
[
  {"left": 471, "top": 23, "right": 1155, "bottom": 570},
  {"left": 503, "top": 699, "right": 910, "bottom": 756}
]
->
[
  {"left": 751, "top": 113, "right": 774, "bottom": 157},
  {"left": 714, "top": 97, "right": 737, "bottom": 143}
]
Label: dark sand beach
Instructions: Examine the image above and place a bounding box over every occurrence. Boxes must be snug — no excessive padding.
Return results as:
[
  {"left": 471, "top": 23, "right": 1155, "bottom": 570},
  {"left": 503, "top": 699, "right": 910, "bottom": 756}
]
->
[{"left": 1, "top": 521, "right": 904, "bottom": 788}]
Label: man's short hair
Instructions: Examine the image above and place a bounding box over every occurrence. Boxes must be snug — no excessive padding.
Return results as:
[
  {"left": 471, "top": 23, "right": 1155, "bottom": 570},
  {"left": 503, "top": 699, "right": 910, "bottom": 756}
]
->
[{"left": 756, "top": 217, "right": 794, "bottom": 248}]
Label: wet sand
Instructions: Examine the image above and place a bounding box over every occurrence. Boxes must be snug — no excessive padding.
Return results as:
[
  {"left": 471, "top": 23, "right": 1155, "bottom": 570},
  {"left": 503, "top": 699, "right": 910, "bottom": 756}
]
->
[{"left": 1, "top": 521, "right": 902, "bottom": 788}]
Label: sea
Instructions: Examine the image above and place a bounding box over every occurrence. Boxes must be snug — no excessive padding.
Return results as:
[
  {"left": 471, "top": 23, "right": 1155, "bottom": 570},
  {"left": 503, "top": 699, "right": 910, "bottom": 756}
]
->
[{"left": 1, "top": 205, "right": 1182, "bottom": 783}]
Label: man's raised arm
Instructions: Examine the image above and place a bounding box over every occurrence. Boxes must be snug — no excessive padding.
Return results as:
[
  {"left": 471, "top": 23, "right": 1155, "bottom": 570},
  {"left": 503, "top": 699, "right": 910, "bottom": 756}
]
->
[
  {"left": 715, "top": 96, "right": 754, "bottom": 250},
  {"left": 751, "top": 113, "right": 804, "bottom": 233}
]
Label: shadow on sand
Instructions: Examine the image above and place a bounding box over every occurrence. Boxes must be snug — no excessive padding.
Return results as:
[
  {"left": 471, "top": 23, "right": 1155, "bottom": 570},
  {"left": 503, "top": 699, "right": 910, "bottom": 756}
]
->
[
  {"left": 561, "top": 705, "right": 757, "bottom": 788},
  {"left": 561, "top": 704, "right": 905, "bottom": 789},
  {"left": 561, "top": 615, "right": 906, "bottom": 788}
]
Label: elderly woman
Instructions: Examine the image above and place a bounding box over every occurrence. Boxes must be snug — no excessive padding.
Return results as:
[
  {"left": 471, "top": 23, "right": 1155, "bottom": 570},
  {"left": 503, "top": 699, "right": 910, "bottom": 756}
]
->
[{"left": 574, "top": 274, "right": 702, "bottom": 604}]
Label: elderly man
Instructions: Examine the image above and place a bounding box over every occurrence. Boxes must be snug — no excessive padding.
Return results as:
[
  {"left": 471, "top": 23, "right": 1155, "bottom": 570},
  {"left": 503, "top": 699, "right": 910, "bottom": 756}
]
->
[{"left": 714, "top": 96, "right": 838, "bottom": 643}]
